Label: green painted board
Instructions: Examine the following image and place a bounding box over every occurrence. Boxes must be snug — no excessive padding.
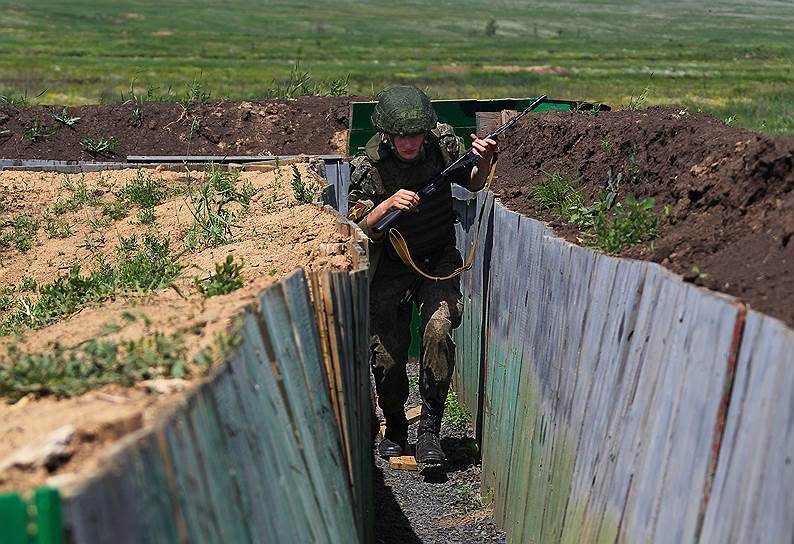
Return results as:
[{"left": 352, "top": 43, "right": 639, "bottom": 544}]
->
[
  {"left": 33, "top": 487, "right": 63, "bottom": 544},
  {"left": 0, "top": 493, "right": 29, "bottom": 544}
]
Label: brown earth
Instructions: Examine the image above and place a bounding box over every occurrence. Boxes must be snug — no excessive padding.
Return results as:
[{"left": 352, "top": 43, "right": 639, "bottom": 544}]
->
[
  {"left": 0, "top": 96, "right": 366, "bottom": 160},
  {"left": 0, "top": 161, "right": 353, "bottom": 492},
  {"left": 491, "top": 106, "right": 794, "bottom": 328}
]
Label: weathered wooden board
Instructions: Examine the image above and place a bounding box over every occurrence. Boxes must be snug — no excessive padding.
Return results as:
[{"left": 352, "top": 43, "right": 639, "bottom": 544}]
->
[
  {"left": 699, "top": 310, "right": 794, "bottom": 543},
  {"left": 60, "top": 266, "right": 370, "bottom": 543}
]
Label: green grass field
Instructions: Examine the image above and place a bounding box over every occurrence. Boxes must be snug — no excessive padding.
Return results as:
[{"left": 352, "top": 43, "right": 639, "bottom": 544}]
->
[{"left": 1, "top": 0, "right": 792, "bottom": 134}]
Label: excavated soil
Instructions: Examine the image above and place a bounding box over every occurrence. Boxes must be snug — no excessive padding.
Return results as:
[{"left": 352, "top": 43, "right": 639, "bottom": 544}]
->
[
  {"left": 492, "top": 107, "right": 794, "bottom": 329},
  {"left": 0, "top": 96, "right": 364, "bottom": 160},
  {"left": 0, "top": 162, "right": 352, "bottom": 492}
]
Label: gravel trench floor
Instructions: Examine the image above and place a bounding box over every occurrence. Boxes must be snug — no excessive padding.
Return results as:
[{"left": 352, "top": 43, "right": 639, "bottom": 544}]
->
[{"left": 373, "top": 361, "right": 506, "bottom": 543}]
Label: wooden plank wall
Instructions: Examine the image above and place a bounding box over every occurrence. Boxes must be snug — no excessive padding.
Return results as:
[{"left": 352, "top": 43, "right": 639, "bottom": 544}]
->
[
  {"left": 452, "top": 197, "right": 794, "bottom": 543},
  {"left": 59, "top": 225, "right": 373, "bottom": 543}
]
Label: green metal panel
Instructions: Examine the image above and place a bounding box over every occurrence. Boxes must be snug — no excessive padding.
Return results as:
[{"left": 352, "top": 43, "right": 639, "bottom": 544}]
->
[
  {"left": 349, "top": 97, "right": 605, "bottom": 155},
  {"left": 33, "top": 487, "right": 63, "bottom": 544},
  {"left": 0, "top": 492, "right": 29, "bottom": 544}
]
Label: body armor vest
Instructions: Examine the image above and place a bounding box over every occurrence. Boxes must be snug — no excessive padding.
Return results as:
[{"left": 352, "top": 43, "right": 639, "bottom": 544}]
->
[{"left": 364, "top": 132, "right": 462, "bottom": 258}]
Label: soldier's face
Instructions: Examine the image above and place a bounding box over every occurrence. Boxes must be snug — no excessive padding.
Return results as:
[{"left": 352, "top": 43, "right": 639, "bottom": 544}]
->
[{"left": 389, "top": 132, "right": 427, "bottom": 160}]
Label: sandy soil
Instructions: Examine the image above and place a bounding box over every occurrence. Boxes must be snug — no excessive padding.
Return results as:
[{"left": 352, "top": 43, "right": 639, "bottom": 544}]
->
[{"left": 0, "top": 160, "right": 352, "bottom": 492}]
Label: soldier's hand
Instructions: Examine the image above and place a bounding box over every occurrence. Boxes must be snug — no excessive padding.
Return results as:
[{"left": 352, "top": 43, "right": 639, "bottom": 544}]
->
[
  {"left": 384, "top": 189, "right": 420, "bottom": 213},
  {"left": 470, "top": 133, "right": 497, "bottom": 164}
]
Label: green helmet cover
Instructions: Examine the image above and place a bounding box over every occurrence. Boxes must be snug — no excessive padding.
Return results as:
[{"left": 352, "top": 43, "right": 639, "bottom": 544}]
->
[{"left": 371, "top": 86, "right": 438, "bottom": 135}]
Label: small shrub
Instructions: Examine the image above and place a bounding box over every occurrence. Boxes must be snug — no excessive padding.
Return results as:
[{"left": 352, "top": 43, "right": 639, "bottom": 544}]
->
[
  {"left": 138, "top": 207, "right": 155, "bottom": 224},
  {"left": 194, "top": 254, "right": 244, "bottom": 297}
]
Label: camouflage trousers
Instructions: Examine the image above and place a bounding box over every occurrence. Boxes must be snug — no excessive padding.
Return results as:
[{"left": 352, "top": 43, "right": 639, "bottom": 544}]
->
[{"left": 369, "top": 243, "right": 464, "bottom": 417}]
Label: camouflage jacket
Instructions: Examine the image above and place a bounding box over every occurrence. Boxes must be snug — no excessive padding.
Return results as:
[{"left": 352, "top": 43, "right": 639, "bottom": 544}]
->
[{"left": 347, "top": 123, "right": 469, "bottom": 275}]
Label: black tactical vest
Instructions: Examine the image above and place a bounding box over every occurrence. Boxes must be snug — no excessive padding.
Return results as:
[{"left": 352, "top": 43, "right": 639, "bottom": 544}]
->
[{"left": 364, "top": 132, "right": 466, "bottom": 259}]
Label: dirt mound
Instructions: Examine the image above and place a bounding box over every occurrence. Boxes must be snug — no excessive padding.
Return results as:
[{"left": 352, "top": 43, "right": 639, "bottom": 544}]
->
[
  {"left": 0, "top": 162, "right": 353, "bottom": 492},
  {"left": 492, "top": 106, "right": 794, "bottom": 328},
  {"left": 0, "top": 96, "right": 365, "bottom": 160}
]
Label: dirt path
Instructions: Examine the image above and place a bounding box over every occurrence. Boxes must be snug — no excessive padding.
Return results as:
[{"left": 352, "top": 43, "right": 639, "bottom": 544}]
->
[{"left": 373, "top": 361, "right": 505, "bottom": 543}]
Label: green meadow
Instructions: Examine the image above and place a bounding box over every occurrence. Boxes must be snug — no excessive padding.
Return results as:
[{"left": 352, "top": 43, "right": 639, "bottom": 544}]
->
[{"left": 1, "top": 0, "right": 792, "bottom": 134}]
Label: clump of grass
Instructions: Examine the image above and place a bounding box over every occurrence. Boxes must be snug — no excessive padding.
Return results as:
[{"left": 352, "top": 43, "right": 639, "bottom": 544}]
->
[
  {"left": 0, "top": 233, "right": 183, "bottom": 334},
  {"left": 138, "top": 207, "right": 156, "bottom": 224},
  {"left": 53, "top": 175, "right": 101, "bottom": 214},
  {"left": 0, "top": 214, "right": 40, "bottom": 252},
  {"left": 591, "top": 196, "right": 659, "bottom": 253},
  {"left": 185, "top": 166, "right": 257, "bottom": 250},
  {"left": 290, "top": 164, "right": 317, "bottom": 204},
  {"left": 82, "top": 136, "right": 118, "bottom": 156},
  {"left": 264, "top": 63, "right": 350, "bottom": 98},
  {"left": 532, "top": 170, "right": 660, "bottom": 254},
  {"left": 43, "top": 212, "right": 75, "bottom": 238},
  {"left": 54, "top": 108, "right": 81, "bottom": 127},
  {"left": 0, "top": 331, "right": 194, "bottom": 400},
  {"left": 182, "top": 76, "right": 211, "bottom": 109},
  {"left": 443, "top": 389, "right": 471, "bottom": 427},
  {"left": 24, "top": 120, "right": 47, "bottom": 143},
  {"left": 121, "top": 169, "right": 169, "bottom": 208},
  {"left": 194, "top": 254, "right": 244, "bottom": 297},
  {"left": 101, "top": 198, "right": 130, "bottom": 220}
]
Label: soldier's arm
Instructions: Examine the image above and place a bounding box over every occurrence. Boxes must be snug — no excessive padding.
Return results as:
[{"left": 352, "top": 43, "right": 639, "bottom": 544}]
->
[
  {"left": 347, "top": 156, "right": 419, "bottom": 241},
  {"left": 467, "top": 133, "right": 498, "bottom": 192}
]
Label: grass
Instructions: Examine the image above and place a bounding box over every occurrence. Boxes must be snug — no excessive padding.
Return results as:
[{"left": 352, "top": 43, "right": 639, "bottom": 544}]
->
[
  {"left": 0, "top": 214, "right": 40, "bottom": 252},
  {"left": 0, "top": 0, "right": 792, "bottom": 134},
  {"left": 194, "top": 254, "right": 245, "bottom": 297},
  {"left": 185, "top": 165, "right": 257, "bottom": 250},
  {"left": 53, "top": 174, "right": 101, "bottom": 214},
  {"left": 443, "top": 389, "right": 471, "bottom": 427},
  {"left": 0, "top": 329, "right": 200, "bottom": 401},
  {"left": 532, "top": 170, "right": 660, "bottom": 254},
  {"left": 53, "top": 107, "right": 80, "bottom": 127},
  {"left": 290, "top": 164, "right": 317, "bottom": 204},
  {"left": 0, "top": 232, "right": 183, "bottom": 335},
  {"left": 82, "top": 136, "right": 118, "bottom": 156}
]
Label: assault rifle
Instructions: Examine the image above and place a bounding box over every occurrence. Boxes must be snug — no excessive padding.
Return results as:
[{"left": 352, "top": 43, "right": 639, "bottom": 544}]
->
[{"left": 371, "top": 95, "right": 547, "bottom": 234}]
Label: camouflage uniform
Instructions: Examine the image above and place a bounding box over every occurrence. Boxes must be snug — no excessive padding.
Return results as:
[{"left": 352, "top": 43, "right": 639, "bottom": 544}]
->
[{"left": 347, "top": 124, "right": 470, "bottom": 422}]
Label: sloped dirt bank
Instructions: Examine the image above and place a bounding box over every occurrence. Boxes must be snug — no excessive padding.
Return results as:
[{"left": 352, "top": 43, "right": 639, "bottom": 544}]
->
[
  {"left": 0, "top": 96, "right": 364, "bottom": 160},
  {"left": 492, "top": 107, "right": 794, "bottom": 328},
  {"left": 0, "top": 161, "right": 352, "bottom": 492}
]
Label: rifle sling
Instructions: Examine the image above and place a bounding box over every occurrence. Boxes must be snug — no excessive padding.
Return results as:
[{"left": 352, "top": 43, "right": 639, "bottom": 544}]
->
[{"left": 388, "top": 158, "right": 497, "bottom": 281}]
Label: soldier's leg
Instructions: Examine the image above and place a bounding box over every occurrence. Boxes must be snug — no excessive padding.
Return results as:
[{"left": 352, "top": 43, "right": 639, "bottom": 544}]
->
[
  {"left": 414, "top": 245, "right": 464, "bottom": 463},
  {"left": 370, "top": 266, "right": 415, "bottom": 457}
]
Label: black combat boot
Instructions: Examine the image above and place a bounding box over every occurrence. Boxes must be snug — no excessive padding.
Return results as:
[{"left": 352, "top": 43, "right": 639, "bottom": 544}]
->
[
  {"left": 415, "top": 404, "right": 445, "bottom": 464},
  {"left": 377, "top": 412, "right": 408, "bottom": 458}
]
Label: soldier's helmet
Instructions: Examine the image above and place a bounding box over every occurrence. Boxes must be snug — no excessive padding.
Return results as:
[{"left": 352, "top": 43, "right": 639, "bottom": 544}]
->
[{"left": 371, "top": 85, "right": 438, "bottom": 135}]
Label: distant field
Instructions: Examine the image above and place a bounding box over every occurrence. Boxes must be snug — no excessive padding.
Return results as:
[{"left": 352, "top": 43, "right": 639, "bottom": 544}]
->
[{"left": 1, "top": 0, "right": 792, "bottom": 134}]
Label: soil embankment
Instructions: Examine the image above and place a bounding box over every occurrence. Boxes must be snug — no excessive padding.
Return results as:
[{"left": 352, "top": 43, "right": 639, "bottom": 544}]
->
[
  {"left": 492, "top": 107, "right": 794, "bottom": 328},
  {"left": 0, "top": 96, "right": 363, "bottom": 160}
]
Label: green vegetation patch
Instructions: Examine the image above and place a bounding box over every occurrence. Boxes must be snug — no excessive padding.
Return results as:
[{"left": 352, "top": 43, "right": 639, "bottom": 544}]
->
[
  {"left": 532, "top": 170, "right": 661, "bottom": 254},
  {"left": 444, "top": 388, "right": 472, "bottom": 427},
  {"left": 0, "top": 331, "right": 194, "bottom": 401},
  {"left": 194, "top": 254, "right": 245, "bottom": 298},
  {"left": 185, "top": 165, "right": 258, "bottom": 250},
  {"left": 0, "top": 233, "right": 183, "bottom": 335},
  {"left": 0, "top": 214, "right": 40, "bottom": 252}
]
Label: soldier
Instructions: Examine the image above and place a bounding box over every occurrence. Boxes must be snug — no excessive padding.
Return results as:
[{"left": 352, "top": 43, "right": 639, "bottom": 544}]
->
[{"left": 347, "top": 85, "right": 496, "bottom": 464}]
